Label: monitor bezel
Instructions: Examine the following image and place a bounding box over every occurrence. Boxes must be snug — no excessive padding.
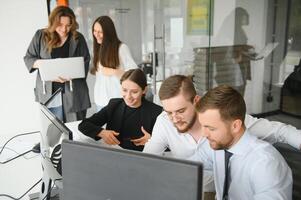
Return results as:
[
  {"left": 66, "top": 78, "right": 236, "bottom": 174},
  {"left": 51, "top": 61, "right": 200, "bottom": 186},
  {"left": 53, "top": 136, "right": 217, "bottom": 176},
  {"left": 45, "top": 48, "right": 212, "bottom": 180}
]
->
[{"left": 40, "top": 103, "right": 73, "bottom": 140}]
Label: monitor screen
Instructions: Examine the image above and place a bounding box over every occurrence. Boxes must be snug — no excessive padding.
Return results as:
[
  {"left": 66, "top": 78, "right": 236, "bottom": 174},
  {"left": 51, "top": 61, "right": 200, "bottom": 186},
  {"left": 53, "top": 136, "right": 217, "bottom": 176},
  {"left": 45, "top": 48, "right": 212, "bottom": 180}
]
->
[{"left": 61, "top": 140, "right": 203, "bottom": 200}]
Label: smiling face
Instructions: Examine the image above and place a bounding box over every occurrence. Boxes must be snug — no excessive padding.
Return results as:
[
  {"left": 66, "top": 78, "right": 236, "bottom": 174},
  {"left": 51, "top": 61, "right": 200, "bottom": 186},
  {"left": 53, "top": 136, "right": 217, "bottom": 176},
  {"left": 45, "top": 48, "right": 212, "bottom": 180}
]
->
[
  {"left": 93, "top": 22, "right": 103, "bottom": 44},
  {"left": 55, "top": 16, "right": 71, "bottom": 40},
  {"left": 161, "top": 93, "right": 198, "bottom": 133},
  {"left": 121, "top": 80, "right": 146, "bottom": 108},
  {"left": 198, "top": 109, "right": 237, "bottom": 150}
]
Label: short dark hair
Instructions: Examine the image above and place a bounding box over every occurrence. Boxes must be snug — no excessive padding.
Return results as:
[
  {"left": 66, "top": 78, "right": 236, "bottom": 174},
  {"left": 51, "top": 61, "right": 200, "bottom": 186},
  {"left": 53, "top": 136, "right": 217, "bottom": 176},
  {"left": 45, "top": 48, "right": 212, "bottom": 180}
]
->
[
  {"left": 159, "top": 75, "right": 196, "bottom": 102},
  {"left": 195, "top": 85, "right": 246, "bottom": 123},
  {"left": 120, "top": 69, "right": 147, "bottom": 90}
]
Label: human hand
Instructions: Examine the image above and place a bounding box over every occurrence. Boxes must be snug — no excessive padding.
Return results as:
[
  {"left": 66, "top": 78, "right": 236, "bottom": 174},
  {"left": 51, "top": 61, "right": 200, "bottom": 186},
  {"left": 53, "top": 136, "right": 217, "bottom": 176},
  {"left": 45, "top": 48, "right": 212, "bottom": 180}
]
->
[
  {"left": 33, "top": 60, "right": 41, "bottom": 69},
  {"left": 98, "top": 130, "right": 120, "bottom": 145},
  {"left": 131, "top": 126, "right": 151, "bottom": 146},
  {"left": 53, "top": 76, "right": 70, "bottom": 83}
]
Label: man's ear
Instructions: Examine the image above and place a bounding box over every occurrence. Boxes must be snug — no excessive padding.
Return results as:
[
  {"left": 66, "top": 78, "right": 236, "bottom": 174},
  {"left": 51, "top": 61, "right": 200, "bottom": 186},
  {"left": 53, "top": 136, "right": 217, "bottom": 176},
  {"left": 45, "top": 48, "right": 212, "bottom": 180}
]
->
[
  {"left": 193, "top": 95, "right": 201, "bottom": 104},
  {"left": 231, "top": 119, "right": 243, "bottom": 133}
]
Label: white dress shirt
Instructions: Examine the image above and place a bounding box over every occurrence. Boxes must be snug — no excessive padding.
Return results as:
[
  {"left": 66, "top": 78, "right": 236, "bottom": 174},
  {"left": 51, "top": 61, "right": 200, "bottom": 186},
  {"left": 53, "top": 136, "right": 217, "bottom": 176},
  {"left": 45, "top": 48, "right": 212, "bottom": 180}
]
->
[
  {"left": 190, "top": 132, "right": 292, "bottom": 200},
  {"left": 143, "top": 112, "right": 301, "bottom": 191}
]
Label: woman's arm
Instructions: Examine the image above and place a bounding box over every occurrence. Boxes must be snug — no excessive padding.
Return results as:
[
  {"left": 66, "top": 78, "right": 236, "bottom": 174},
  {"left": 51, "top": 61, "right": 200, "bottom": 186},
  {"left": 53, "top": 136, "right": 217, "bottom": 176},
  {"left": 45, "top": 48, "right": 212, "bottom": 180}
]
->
[
  {"left": 24, "top": 30, "right": 42, "bottom": 73},
  {"left": 118, "top": 43, "right": 137, "bottom": 70},
  {"left": 76, "top": 33, "right": 90, "bottom": 78},
  {"left": 78, "top": 106, "right": 109, "bottom": 140}
]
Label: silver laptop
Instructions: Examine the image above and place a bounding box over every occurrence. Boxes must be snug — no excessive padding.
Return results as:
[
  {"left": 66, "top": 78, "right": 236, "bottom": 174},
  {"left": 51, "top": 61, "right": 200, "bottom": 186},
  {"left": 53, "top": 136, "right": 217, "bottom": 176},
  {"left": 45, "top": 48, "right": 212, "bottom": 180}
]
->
[{"left": 38, "top": 57, "right": 85, "bottom": 81}]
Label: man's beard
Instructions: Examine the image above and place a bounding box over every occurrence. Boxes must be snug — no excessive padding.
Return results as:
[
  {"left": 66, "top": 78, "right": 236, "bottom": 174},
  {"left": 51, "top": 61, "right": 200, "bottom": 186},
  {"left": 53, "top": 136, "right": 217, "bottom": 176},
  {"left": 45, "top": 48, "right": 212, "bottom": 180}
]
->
[{"left": 175, "top": 113, "right": 197, "bottom": 133}]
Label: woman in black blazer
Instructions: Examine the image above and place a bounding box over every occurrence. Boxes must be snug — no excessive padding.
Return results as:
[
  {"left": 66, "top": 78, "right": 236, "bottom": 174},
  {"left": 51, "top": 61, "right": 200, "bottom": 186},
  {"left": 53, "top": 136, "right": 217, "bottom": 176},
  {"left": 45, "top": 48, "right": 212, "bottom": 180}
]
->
[{"left": 78, "top": 69, "right": 162, "bottom": 151}]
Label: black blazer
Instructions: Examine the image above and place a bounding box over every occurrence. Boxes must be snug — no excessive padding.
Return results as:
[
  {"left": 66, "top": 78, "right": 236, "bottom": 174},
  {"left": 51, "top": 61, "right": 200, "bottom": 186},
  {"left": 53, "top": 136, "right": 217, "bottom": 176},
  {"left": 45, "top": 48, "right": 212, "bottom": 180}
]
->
[{"left": 78, "top": 98, "right": 162, "bottom": 151}]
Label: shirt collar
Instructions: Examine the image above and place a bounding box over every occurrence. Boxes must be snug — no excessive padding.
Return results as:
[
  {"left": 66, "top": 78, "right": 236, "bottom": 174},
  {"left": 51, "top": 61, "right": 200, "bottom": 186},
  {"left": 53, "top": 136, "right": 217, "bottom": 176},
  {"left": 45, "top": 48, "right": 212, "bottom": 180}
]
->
[{"left": 227, "top": 131, "right": 255, "bottom": 156}]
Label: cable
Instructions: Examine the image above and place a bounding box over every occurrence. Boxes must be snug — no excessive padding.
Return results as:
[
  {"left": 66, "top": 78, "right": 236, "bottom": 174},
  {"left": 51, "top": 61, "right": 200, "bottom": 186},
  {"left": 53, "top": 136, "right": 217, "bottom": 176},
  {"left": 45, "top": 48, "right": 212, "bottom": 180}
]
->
[
  {"left": 0, "top": 131, "right": 40, "bottom": 164},
  {"left": 0, "top": 131, "right": 40, "bottom": 155},
  {"left": 0, "top": 149, "right": 33, "bottom": 164},
  {"left": 0, "top": 178, "right": 42, "bottom": 200},
  {"left": 0, "top": 147, "right": 39, "bottom": 160},
  {"left": 0, "top": 178, "right": 62, "bottom": 200}
]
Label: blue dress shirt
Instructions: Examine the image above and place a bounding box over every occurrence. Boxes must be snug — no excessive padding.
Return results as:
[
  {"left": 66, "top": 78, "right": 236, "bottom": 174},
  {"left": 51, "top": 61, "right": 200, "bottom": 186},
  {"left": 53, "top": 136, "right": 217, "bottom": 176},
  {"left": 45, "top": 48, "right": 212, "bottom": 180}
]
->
[{"left": 190, "top": 131, "right": 292, "bottom": 200}]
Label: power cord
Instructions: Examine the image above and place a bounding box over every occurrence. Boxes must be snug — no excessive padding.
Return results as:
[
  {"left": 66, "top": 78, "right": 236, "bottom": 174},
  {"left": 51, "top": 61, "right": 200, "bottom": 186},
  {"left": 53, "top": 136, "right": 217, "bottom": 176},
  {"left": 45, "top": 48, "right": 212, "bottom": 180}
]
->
[
  {"left": 0, "top": 178, "right": 62, "bottom": 200},
  {"left": 0, "top": 178, "right": 42, "bottom": 200},
  {"left": 0, "top": 131, "right": 40, "bottom": 164},
  {"left": 0, "top": 149, "right": 33, "bottom": 164},
  {"left": 0, "top": 147, "right": 39, "bottom": 160},
  {"left": 0, "top": 131, "right": 40, "bottom": 155}
]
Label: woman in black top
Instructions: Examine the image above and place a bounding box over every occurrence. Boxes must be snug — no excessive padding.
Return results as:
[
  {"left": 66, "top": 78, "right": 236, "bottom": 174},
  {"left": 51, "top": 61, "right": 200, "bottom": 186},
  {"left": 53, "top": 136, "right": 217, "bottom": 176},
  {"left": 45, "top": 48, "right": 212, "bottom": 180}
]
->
[
  {"left": 24, "top": 6, "right": 90, "bottom": 122},
  {"left": 78, "top": 69, "right": 162, "bottom": 151}
]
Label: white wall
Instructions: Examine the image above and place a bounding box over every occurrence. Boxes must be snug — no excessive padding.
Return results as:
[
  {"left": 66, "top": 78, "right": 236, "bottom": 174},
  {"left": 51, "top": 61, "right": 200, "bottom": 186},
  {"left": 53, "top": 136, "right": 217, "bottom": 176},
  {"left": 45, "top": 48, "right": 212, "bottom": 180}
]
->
[{"left": 0, "top": 0, "right": 48, "bottom": 136}]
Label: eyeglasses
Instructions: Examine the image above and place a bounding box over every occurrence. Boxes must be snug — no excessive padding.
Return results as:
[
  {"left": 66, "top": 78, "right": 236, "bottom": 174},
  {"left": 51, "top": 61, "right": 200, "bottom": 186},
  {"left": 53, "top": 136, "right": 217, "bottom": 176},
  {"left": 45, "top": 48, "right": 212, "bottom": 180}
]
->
[{"left": 165, "top": 108, "right": 187, "bottom": 120}]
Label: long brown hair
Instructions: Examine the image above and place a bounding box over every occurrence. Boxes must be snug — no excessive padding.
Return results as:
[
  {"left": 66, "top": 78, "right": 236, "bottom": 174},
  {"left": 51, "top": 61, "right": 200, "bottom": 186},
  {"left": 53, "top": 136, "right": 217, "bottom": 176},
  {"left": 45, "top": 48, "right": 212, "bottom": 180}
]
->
[
  {"left": 43, "top": 6, "right": 78, "bottom": 53},
  {"left": 91, "top": 16, "right": 121, "bottom": 74}
]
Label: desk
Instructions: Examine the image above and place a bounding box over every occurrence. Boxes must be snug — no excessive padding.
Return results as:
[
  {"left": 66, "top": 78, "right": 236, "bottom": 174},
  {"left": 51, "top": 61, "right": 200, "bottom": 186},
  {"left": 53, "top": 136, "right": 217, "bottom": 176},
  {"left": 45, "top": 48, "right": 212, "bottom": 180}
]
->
[
  {"left": 0, "top": 133, "right": 42, "bottom": 200},
  {"left": 0, "top": 121, "right": 122, "bottom": 200}
]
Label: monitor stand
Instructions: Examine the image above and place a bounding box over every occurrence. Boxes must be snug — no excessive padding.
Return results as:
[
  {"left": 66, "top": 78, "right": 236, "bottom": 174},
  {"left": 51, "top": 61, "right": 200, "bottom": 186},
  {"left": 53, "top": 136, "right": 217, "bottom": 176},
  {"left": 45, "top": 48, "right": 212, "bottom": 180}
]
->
[{"left": 29, "top": 171, "right": 61, "bottom": 200}]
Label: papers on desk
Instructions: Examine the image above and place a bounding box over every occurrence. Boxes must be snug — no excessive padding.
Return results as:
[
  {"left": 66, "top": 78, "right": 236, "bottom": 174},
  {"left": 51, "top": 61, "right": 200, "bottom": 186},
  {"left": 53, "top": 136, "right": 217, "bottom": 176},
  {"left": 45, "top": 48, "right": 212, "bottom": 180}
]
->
[
  {"left": 243, "top": 42, "right": 279, "bottom": 60},
  {"left": 65, "top": 120, "right": 122, "bottom": 149},
  {"left": 38, "top": 57, "right": 85, "bottom": 81}
]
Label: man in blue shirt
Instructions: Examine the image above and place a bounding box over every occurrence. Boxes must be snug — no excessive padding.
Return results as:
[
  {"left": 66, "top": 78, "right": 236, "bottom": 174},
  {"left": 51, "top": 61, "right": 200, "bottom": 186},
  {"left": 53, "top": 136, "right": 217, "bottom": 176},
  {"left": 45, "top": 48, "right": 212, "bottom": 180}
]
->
[{"left": 190, "top": 85, "right": 292, "bottom": 200}]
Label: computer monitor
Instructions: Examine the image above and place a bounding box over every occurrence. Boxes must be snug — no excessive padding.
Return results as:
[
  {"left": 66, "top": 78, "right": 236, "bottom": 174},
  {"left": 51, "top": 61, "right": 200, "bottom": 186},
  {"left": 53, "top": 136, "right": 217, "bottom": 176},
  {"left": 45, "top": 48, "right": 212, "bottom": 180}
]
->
[
  {"left": 37, "top": 90, "right": 72, "bottom": 199},
  {"left": 44, "top": 88, "right": 65, "bottom": 122},
  {"left": 61, "top": 140, "right": 203, "bottom": 200}
]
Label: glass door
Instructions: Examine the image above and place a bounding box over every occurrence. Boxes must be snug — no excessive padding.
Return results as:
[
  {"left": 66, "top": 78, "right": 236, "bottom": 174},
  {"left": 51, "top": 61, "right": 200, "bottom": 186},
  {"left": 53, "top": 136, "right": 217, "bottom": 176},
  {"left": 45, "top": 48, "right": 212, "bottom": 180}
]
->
[{"left": 140, "top": 0, "right": 212, "bottom": 99}]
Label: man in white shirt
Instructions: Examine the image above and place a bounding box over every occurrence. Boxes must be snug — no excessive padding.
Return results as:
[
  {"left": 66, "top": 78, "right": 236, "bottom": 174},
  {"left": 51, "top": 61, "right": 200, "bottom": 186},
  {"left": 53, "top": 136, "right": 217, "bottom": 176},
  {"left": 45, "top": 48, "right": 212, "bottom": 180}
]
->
[
  {"left": 143, "top": 75, "right": 301, "bottom": 192},
  {"left": 190, "top": 85, "right": 292, "bottom": 200}
]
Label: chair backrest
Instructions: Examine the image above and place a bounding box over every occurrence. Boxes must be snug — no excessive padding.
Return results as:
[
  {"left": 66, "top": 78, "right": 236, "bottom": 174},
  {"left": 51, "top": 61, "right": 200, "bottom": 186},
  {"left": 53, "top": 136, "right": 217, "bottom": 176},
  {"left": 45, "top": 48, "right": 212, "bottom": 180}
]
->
[{"left": 274, "top": 143, "right": 301, "bottom": 199}]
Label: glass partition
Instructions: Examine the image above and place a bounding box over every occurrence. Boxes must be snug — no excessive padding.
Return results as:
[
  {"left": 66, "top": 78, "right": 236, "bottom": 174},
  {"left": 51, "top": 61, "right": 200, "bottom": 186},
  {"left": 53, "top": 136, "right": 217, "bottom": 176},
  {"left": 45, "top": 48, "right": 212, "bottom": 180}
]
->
[
  {"left": 69, "top": 0, "right": 298, "bottom": 115},
  {"left": 203, "top": 0, "right": 293, "bottom": 114}
]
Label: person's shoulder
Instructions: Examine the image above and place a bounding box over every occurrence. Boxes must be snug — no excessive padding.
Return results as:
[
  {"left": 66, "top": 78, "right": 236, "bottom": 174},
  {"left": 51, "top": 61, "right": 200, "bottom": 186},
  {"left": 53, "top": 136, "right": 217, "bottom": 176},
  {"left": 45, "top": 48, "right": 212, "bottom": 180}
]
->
[
  {"left": 143, "top": 99, "right": 162, "bottom": 112},
  {"left": 76, "top": 31, "right": 84, "bottom": 38},
  {"left": 73, "top": 31, "right": 85, "bottom": 41},
  {"left": 155, "top": 112, "right": 171, "bottom": 123},
  {"left": 36, "top": 29, "right": 44, "bottom": 34},
  {"left": 108, "top": 98, "right": 123, "bottom": 105},
  {"left": 34, "top": 29, "right": 44, "bottom": 37},
  {"left": 248, "top": 137, "right": 286, "bottom": 164},
  {"left": 119, "top": 43, "right": 130, "bottom": 51}
]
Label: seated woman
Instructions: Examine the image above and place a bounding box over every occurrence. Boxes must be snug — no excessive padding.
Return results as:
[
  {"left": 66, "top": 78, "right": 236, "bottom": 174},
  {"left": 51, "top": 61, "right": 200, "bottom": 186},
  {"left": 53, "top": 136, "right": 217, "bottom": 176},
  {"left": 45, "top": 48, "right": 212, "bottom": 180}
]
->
[{"left": 78, "top": 69, "right": 162, "bottom": 151}]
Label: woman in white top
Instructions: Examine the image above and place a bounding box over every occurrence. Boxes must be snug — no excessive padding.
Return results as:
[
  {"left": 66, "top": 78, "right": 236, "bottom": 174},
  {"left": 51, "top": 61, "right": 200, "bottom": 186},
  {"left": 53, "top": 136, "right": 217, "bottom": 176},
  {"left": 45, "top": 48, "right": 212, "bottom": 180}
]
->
[{"left": 91, "top": 16, "right": 137, "bottom": 111}]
